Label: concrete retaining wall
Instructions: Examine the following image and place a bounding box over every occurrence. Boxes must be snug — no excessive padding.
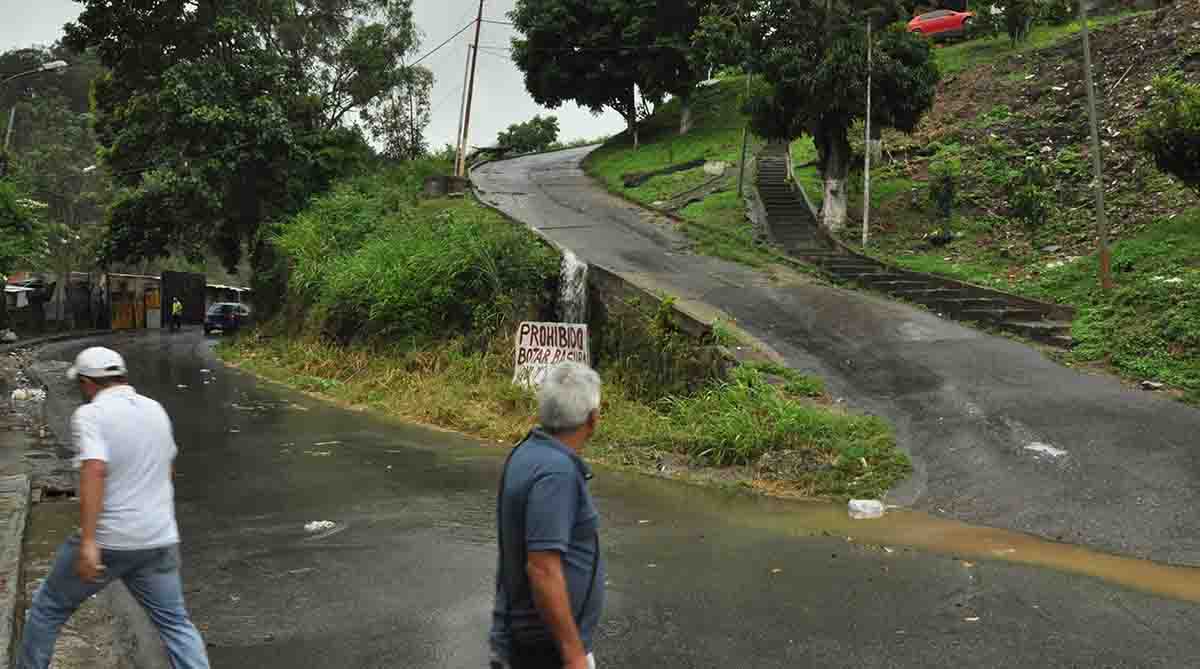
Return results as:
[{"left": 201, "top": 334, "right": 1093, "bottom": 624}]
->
[{"left": 0, "top": 474, "right": 31, "bottom": 669}]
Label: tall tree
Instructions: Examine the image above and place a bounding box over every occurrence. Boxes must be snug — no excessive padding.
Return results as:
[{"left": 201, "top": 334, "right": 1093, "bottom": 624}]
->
[
  {"left": 63, "top": 0, "right": 419, "bottom": 282},
  {"left": 361, "top": 67, "right": 434, "bottom": 161},
  {"left": 510, "top": 0, "right": 661, "bottom": 147},
  {"left": 700, "top": 0, "right": 938, "bottom": 231},
  {"left": 642, "top": 0, "right": 710, "bottom": 135}
]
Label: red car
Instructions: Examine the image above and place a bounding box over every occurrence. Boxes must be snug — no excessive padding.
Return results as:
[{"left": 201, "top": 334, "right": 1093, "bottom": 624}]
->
[{"left": 908, "top": 10, "right": 975, "bottom": 39}]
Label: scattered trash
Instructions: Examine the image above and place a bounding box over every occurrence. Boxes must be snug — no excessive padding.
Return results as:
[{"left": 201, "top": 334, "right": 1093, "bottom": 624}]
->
[
  {"left": 1140, "top": 380, "right": 1165, "bottom": 391},
  {"left": 962, "top": 561, "right": 976, "bottom": 568},
  {"left": 229, "top": 428, "right": 241, "bottom": 433},
  {"left": 177, "top": 384, "right": 189, "bottom": 389},
  {"left": 883, "top": 547, "right": 895, "bottom": 554},
  {"left": 304, "top": 520, "right": 337, "bottom": 533},
  {"left": 288, "top": 568, "right": 315, "bottom": 576},
  {"left": 1024, "top": 442, "right": 1067, "bottom": 458},
  {"left": 638, "top": 520, "right": 651, "bottom": 525},
  {"left": 200, "top": 369, "right": 211, "bottom": 374},
  {"left": 964, "top": 617, "right": 980, "bottom": 623},
  {"left": 848, "top": 499, "right": 885, "bottom": 520},
  {"left": 313, "top": 441, "right": 342, "bottom": 447},
  {"left": 1, "top": 330, "right": 17, "bottom": 343},
  {"left": 771, "top": 568, "right": 783, "bottom": 574},
  {"left": 1042, "top": 245, "right": 1061, "bottom": 253},
  {"left": 646, "top": 563, "right": 657, "bottom": 568},
  {"left": 305, "top": 451, "right": 332, "bottom": 457},
  {"left": 11, "top": 388, "right": 45, "bottom": 402}
]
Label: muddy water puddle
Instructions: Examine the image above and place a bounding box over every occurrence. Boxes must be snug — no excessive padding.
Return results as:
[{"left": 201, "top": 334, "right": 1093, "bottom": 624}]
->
[{"left": 584, "top": 462, "right": 1200, "bottom": 604}]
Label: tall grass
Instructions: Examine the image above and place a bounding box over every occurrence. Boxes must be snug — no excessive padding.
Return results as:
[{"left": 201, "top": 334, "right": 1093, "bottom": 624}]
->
[
  {"left": 222, "top": 333, "right": 906, "bottom": 499},
  {"left": 273, "top": 161, "right": 558, "bottom": 342}
]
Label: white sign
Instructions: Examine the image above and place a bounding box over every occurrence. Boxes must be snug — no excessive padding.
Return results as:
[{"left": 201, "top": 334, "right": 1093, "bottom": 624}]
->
[{"left": 513, "top": 322, "right": 590, "bottom": 387}]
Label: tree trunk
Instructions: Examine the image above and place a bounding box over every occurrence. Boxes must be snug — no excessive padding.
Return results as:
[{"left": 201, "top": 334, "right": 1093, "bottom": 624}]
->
[
  {"left": 679, "top": 94, "right": 694, "bottom": 135},
  {"left": 819, "top": 130, "right": 852, "bottom": 232}
]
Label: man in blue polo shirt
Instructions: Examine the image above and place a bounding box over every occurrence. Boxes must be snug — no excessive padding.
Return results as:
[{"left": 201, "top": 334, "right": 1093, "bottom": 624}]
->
[{"left": 490, "top": 362, "right": 605, "bottom": 669}]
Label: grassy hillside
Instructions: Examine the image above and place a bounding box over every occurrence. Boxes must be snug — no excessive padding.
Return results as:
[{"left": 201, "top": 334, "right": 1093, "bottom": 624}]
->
[
  {"left": 223, "top": 158, "right": 908, "bottom": 499},
  {"left": 586, "top": 5, "right": 1200, "bottom": 400},
  {"left": 585, "top": 78, "right": 777, "bottom": 267}
]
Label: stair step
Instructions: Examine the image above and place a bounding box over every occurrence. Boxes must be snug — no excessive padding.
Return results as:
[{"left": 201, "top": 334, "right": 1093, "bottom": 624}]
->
[
  {"left": 923, "top": 297, "right": 1007, "bottom": 315},
  {"left": 962, "top": 307, "right": 1046, "bottom": 323},
  {"left": 1002, "top": 320, "right": 1073, "bottom": 343},
  {"left": 1048, "top": 335, "right": 1075, "bottom": 348},
  {"left": 890, "top": 288, "right": 972, "bottom": 302}
]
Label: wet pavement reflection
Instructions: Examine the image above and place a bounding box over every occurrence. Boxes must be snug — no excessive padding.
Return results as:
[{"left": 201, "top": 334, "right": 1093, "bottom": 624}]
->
[{"left": 35, "top": 331, "right": 1200, "bottom": 668}]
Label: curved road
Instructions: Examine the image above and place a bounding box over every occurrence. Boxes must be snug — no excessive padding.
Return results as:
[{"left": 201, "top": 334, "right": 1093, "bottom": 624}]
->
[
  {"left": 25, "top": 331, "right": 1200, "bottom": 667},
  {"left": 474, "top": 148, "right": 1200, "bottom": 566}
]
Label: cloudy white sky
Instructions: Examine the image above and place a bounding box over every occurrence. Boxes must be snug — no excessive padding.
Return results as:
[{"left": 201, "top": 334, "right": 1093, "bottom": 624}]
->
[{"left": 0, "top": 0, "right": 625, "bottom": 148}]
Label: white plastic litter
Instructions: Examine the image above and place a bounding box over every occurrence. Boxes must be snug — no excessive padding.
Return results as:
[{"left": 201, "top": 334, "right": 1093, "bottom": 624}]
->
[
  {"left": 848, "top": 499, "right": 885, "bottom": 520},
  {"left": 11, "top": 388, "right": 45, "bottom": 402},
  {"left": 304, "top": 520, "right": 337, "bottom": 533}
]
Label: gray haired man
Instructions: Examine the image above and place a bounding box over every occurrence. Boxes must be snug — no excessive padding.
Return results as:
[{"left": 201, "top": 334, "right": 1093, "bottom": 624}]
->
[{"left": 490, "top": 361, "right": 605, "bottom": 669}]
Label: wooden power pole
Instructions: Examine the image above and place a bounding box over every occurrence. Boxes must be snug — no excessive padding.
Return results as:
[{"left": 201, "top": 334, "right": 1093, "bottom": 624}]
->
[
  {"left": 1079, "top": 0, "right": 1113, "bottom": 291},
  {"left": 862, "top": 18, "right": 873, "bottom": 248},
  {"left": 456, "top": 0, "right": 486, "bottom": 178}
]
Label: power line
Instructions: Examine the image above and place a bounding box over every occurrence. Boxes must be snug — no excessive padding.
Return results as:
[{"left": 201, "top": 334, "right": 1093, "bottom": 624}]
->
[
  {"left": 481, "top": 19, "right": 513, "bottom": 26},
  {"left": 411, "top": 21, "right": 476, "bottom": 67},
  {"left": 479, "top": 44, "right": 680, "bottom": 52}
]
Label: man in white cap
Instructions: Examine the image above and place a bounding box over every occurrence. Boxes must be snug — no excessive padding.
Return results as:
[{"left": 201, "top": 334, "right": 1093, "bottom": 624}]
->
[{"left": 18, "top": 347, "right": 209, "bottom": 669}]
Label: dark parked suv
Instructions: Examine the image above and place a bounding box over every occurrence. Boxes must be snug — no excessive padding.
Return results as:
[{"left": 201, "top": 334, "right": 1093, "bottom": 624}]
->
[{"left": 204, "top": 302, "right": 251, "bottom": 334}]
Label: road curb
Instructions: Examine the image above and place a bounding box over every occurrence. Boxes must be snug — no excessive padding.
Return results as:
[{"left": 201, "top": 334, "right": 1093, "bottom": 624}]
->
[
  {"left": 0, "top": 330, "right": 112, "bottom": 359},
  {"left": 0, "top": 474, "right": 31, "bottom": 669}
]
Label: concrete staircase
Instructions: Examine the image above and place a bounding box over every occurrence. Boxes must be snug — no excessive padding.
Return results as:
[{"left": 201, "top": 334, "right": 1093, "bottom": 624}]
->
[{"left": 755, "top": 146, "right": 1075, "bottom": 348}]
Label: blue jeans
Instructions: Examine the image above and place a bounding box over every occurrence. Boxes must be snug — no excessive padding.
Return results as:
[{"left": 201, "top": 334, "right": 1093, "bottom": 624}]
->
[{"left": 19, "top": 535, "right": 210, "bottom": 669}]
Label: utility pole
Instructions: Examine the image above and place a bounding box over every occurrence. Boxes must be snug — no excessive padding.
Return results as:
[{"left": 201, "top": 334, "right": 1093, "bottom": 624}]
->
[
  {"left": 454, "top": 47, "right": 472, "bottom": 172},
  {"left": 456, "top": 0, "right": 486, "bottom": 178},
  {"left": 862, "top": 18, "right": 873, "bottom": 249},
  {"left": 736, "top": 74, "right": 750, "bottom": 197},
  {"left": 736, "top": 1, "right": 751, "bottom": 198},
  {"left": 1079, "top": 0, "right": 1112, "bottom": 291}
]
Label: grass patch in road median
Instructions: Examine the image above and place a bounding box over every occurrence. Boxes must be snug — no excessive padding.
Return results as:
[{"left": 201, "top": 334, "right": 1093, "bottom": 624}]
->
[{"left": 220, "top": 330, "right": 907, "bottom": 500}]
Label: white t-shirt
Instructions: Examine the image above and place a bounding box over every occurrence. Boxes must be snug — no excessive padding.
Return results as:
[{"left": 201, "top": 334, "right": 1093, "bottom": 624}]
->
[{"left": 72, "top": 385, "right": 180, "bottom": 550}]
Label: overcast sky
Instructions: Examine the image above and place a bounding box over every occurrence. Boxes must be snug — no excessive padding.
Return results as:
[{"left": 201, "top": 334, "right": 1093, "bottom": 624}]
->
[{"left": 0, "top": 0, "right": 624, "bottom": 148}]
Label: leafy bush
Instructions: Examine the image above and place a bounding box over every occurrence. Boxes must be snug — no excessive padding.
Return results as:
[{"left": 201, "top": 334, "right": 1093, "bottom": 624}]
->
[
  {"left": 497, "top": 115, "right": 560, "bottom": 154},
  {"left": 274, "top": 160, "right": 559, "bottom": 342},
  {"left": 1008, "top": 164, "right": 1055, "bottom": 229},
  {"left": 1040, "top": 0, "right": 1075, "bottom": 26},
  {"left": 1003, "top": 0, "right": 1036, "bottom": 44},
  {"left": 928, "top": 156, "right": 961, "bottom": 220},
  {"left": 1138, "top": 73, "right": 1200, "bottom": 196}
]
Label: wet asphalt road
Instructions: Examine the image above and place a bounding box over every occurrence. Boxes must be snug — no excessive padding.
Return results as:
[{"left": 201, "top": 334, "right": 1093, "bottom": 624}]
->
[
  {"left": 30, "top": 331, "right": 1200, "bottom": 667},
  {"left": 473, "top": 149, "right": 1200, "bottom": 567}
]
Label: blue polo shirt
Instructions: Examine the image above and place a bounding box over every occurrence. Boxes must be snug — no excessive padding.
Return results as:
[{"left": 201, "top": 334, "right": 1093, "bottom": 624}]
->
[{"left": 490, "top": 428, "right": 605, "bottom": 658}]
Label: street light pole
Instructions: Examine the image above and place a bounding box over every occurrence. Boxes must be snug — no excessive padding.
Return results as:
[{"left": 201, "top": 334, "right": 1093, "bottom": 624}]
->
[
  {"left": 862, "top": 18, "right": 873, "bottom": 249},
  {"left": 1, "top": 60, "right": 69, "bottom": 175}
]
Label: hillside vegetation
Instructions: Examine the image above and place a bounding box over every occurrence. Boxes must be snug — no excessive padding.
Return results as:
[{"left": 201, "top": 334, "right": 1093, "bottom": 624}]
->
[
  {"left": 224, "top": 158, "right": 908, "bottom": 499},
  {"left": 587, "top": 5, "right": 1200, "bottom": 400}
]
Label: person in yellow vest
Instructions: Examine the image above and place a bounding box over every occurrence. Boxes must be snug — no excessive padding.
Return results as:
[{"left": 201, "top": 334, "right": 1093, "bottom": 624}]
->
[{"left": 171, "top": 298, "right": 183, "bottom": 332}]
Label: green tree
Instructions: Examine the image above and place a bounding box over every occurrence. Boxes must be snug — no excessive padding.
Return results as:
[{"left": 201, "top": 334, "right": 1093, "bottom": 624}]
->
[
  {"left": 361, "top": 67, "right": 434, "bottom": 161},
  {"left": 63, "top": 0, "right": 420, "bottom": 290},
  {"left": 642, "top": 0, "right": 711, "bottom": 135},
  {"left": 1138, "top": 73, "right": 1200, "bottom": 196},
  {"left": 497, "top": 115, "right": 561, "bottom": 153},
  {"left": 700, "top": 0, "right": 939, "bottom": 231},
  {"left": 510, "top": 0, "right": 661, "bottom": 147}
]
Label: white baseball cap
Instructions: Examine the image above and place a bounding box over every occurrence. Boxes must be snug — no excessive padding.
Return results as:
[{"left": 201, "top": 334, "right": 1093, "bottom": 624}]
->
[{"left": 67, "top": 347, "right": 128, "bottom": 381}]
